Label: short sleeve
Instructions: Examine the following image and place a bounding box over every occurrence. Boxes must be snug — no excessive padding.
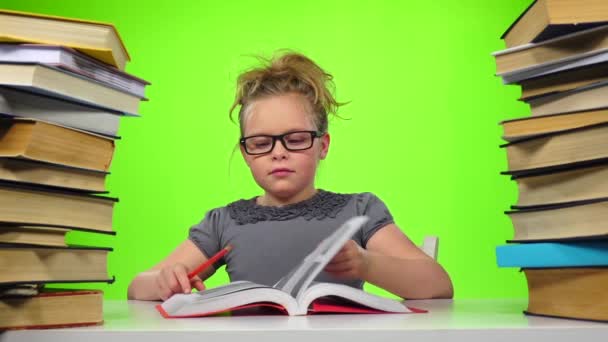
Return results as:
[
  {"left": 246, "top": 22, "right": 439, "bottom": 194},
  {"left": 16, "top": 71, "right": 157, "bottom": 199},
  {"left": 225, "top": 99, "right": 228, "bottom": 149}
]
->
[
  {"left": 188, "top": 208, "right": 226, "bottom": 269},
  {"left": 354, "top": 193, "right": 395, "bottom": 248}
]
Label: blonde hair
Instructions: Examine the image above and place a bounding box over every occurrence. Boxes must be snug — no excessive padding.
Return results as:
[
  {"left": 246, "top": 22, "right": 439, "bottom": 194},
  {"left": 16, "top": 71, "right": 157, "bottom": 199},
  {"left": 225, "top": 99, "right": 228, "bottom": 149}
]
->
[{"left": 229, "top": 52, "right": 346, "bottom": 135}]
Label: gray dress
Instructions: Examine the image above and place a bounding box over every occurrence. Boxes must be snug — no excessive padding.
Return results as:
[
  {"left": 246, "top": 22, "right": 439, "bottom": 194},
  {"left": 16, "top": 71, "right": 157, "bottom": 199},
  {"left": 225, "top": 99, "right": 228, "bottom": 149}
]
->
[{"left": 188, "top": 190, "right": 394, "bottom": 289}]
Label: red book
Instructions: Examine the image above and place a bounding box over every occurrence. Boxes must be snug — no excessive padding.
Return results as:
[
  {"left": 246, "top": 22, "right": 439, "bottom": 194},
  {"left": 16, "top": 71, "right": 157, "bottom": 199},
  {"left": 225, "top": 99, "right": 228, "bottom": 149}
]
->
[
  {"left": 157, "top": 216, "right": 427, "bottom": 317},
  {"left": 156, "top": 283, "right": 426, "bottom": 317}
]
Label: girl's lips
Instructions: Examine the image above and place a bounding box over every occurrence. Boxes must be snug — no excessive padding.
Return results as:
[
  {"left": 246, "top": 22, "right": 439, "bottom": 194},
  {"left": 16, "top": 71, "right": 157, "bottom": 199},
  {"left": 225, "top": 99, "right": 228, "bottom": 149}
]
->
[{"left": 270, "top": 168, "right": 294, "bottom": 176}]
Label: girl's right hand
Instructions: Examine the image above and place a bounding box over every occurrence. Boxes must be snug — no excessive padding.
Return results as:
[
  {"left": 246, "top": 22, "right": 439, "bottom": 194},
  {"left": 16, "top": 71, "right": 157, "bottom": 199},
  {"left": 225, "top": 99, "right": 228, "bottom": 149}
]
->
[{"left": 156, "top": 263, "right": 206, "bottom": 300}]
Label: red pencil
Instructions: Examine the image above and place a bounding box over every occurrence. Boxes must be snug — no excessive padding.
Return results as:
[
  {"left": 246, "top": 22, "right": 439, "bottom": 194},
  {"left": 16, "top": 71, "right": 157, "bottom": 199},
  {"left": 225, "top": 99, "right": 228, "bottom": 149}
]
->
[{"left": 187, "top": 245, "right": 233, "bottom": 279}]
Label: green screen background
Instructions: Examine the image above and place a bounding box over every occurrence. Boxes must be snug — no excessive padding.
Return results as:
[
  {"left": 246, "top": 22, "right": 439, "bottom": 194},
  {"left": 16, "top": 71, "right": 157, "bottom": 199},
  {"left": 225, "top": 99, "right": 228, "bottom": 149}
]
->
[{"left": 2, "top": 0, "right": 534, "bottom": 299}]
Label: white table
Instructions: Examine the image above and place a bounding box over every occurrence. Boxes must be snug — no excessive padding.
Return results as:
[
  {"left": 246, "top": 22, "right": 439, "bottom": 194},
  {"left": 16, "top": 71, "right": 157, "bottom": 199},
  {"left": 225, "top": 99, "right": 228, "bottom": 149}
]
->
[{"left": 2, "top": 299, "right": 607, "bottom": 341}]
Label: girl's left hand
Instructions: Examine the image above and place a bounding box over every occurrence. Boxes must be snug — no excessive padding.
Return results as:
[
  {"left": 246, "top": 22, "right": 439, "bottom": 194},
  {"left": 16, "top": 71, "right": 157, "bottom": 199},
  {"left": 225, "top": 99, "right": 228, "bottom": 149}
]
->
[{"left": 324, "top": 240, "right": 370, "bottom": 280}]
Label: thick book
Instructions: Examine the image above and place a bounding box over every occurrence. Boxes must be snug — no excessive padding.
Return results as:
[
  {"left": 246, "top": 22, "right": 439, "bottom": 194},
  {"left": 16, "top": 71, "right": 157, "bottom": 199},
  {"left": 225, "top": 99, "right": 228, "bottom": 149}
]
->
[
  {"left": 518, "top": 62, "right": 608, "bottom": 101},
  {"left": 0, "top": 86, "right": 126, "bottom": 137},
  {"left": 0, "top": 225, "right": 69, "bottom": 247},
  {"left": 0, "top": 157, "right": 108, "bottom": 193},
  {"left": 526, "top": 79, "right": 608, "bottom": 117},
  {"left": 512, "top": 161, "right": 608, "bottom": 207},
  {"left": 158, "top": 216, "right": 420, "bottom": 317},
  {"left": 501, "top": 123, "right": 608, "bottom": 175},
  {"left": 0, "top": 180, "right": 116, "bottom": 234},
  {"left": 523, "top": 267, "right": 608, "bottom": 322},
  {"left": 493, "top": 25, "right": 608, "bottom": 76},
  {"left": 501, "top": 0, "right": 608, "bottom": 48},
  {"left": 0, "top": 9, "right": 129, "bottom": 70},
  {"left": 0, "top": 118, "right": 115, "bottom": 172},
  {"left": 501, "top": 108, "right": 608, "bottom": 142},
  {"left": 0, "top": 44, "right": 149, "bottom": 98},
  {"left": 0, "top": 244, "right": 113, "bottom": 285},
  {"left": 496, "top": 241, "right": 608, "bottom": 267},
  {"left": 506, "top": 197, "right": 608, "bottom": 242},
  {"left": 0, "top": 289, "right": 103, "bottom": 330},
  {"left": 0, "top": 63, "right": 142, "bottom": 115}
]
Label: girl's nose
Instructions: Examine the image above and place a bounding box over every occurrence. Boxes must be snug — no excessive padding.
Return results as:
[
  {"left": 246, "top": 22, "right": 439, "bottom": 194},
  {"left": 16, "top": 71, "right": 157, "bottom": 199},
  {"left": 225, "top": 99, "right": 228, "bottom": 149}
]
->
[{"left": 271, "top": 139, "right": 289, "bottom": 159}]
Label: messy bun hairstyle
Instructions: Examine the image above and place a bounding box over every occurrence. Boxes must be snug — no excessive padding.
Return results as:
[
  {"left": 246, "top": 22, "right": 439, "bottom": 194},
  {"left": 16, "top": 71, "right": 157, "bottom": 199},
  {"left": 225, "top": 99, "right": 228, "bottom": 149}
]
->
[{"left": 229, "top": 52, "right": 345, "bottom": 135}]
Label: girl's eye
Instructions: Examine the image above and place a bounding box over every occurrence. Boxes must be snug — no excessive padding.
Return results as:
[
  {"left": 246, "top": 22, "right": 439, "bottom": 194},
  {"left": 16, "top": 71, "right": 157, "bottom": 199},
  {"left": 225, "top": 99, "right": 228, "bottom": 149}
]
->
[
  {"left": 254, "top": 142, "right": 271, "bottom": 148},
  {"left": 287, "top": 138, "right": 305, "bottom": 144}
]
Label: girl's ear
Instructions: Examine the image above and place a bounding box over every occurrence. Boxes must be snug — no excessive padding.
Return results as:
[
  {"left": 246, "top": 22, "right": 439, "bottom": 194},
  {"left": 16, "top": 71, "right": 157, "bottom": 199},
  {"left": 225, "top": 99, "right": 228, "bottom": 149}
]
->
[{"left": 319, "top": 133, "right": 330, "bottom": 160}]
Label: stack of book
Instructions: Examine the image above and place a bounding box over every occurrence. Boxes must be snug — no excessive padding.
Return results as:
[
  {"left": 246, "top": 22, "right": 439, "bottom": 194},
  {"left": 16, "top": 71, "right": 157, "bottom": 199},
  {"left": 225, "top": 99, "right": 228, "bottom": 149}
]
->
[
  {"left": 492, "top": 0, "right": 608, "bottom": 322},
  {"left": 0, "top": 9, "right": 148, "bottom": 330}
]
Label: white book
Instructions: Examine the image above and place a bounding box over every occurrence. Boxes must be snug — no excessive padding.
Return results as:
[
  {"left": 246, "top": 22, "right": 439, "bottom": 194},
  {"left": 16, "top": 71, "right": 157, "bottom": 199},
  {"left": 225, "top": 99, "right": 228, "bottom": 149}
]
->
[
  {"left": 0, "top": 86, "right": 128, "bottom": 137},
  {"left": 500, "top": 50, "right": 608, "bottom": 84},
  {"left": 492, "top": 25, "right": 608, "bottom": 81},
  {"left": 157, "top": 216, "right": 416, "bottom": 317},
  {"left": 0, "top": 44, "right": 149, "bottom": 98},
  {"left": 0, "top": 63, "right": 141, "bottom": 115}
]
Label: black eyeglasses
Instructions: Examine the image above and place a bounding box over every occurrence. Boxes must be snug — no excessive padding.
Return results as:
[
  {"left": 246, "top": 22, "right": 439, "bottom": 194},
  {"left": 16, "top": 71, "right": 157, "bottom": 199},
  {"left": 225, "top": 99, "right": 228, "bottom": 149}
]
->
[{"left": 240, "top": 130, "right": 324, "bottom": 155}]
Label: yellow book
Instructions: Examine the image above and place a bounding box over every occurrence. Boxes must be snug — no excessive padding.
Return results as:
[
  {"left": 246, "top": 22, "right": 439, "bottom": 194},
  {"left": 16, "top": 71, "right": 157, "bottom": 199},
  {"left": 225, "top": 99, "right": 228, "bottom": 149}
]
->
[
  {"left": 0, "top": 9, "right": 130, "bottom": 70},
  {"left": 0, "top": 182, "right": 115, "bottom": 234},
  {"left": 0, "top": 225, "right": 69, "bottom": 247},
  {"left": 501, "top": 109, "right": 608, "bottom": 142},
  {"left": 0, "top": 289, "right": 104, "bottom": 330},
  {"left": 0, "top": 244, "right": 112, "bottom": 285},
  {"left": 502, "top": 0, "right": 608, "bottom": 48},
  {"left": 0, "top": 157, "right": 108, "bottom": 193},
  {"left": 0, "top": 118, "right": 115, "bottom": 172},
  {"left": 503, "top": 123, "right": 608, "bottom": 174},
  {"left": 525, "top": 268, "right": 608, "bottom": 322}
]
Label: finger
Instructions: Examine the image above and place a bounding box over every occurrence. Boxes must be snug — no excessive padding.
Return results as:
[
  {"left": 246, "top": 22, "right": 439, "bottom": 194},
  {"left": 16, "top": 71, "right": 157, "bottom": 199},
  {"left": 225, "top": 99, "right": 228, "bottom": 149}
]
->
[
  {"left": 329, "top": 251, "right": 351, "bottom": 263},
  {"left": 334, "top": 243, "right": 351, "bottom": 255},
  {"left": 191, "top": 276, "right": 206, "bottom": 291},
  {"left": 333, "top": 243, "right": 356, "bottom": 259},
  {"left": 174, "top": 267, "right": 192, "bottom": 293},
  {"left": 325, "top": 262, "right": 353, "bottom": 273},
  {"left": 165, "top": 274, "right": 182, "bottom": 294},
  {"left": 341, "top": 240, "right": 356, "bottom": 250},
  {"left": 156, "top": 276, "right": 172, "bottom": 301},
  {"left": 326, "top": 257, "right": 352, "bottom": 267},
  {"left": 328, "top": 256, "right": 348, "bottom": 265},
  {"left": 325, "top": 265, "right": 356, "bottom": 277},
  {"left": 159, "top": 268, "right": 176, "bottom": 290}
]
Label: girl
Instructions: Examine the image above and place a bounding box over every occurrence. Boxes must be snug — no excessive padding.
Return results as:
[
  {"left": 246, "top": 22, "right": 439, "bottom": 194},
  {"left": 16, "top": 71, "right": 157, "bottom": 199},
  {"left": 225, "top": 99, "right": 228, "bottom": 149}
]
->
[{"left": 127, "top": 52, "right": 453, "bottom": 301}]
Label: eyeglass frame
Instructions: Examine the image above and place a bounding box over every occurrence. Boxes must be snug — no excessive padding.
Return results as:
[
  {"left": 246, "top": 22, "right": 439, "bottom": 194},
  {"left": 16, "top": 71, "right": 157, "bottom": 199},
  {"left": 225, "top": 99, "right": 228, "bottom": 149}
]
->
[{"left": 239, "top": 130, "right": 325, "bottom": 155}]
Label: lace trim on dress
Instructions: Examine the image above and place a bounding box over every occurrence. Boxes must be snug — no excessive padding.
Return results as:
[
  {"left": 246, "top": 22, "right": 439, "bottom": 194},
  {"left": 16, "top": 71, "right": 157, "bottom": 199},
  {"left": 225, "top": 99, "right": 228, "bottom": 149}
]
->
[{"left": 227, "top": 190, "right": 352, "bottom": 225}]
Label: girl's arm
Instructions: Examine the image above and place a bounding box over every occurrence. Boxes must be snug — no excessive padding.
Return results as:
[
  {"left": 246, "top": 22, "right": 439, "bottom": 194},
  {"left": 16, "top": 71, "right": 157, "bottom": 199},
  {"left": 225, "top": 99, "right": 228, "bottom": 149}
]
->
[
  {"left": 324, "top": 224, "right": 453, "bottom": 299},
  {"left": 127, "top": 239, "right": 215, "bottom": 300}
]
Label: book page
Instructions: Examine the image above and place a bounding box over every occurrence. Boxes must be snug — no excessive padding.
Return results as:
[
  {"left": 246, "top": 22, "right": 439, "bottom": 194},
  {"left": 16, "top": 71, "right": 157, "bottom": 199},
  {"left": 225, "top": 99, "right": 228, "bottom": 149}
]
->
[
  {"left": 192, "top": 280, "right": 271, "bottom": 301},
  {"left": 273, "top": 216, "right": 369, "bottom": 299},
  {"left": 299, "top": 282, "right": 410, "bottom": 314},
  {"left": 159, "top": 286, "right": 299, "bottom": 317}
]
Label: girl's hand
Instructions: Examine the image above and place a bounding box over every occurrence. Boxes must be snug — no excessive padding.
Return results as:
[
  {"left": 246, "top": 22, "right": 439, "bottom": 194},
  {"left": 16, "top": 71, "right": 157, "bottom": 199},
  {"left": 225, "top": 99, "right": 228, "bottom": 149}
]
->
[
  {"left": 324, "top": 240, "right": 370, "bottom": 280},
  {"left": 156, "top": 263, "right": 206, "bottom": 300}
]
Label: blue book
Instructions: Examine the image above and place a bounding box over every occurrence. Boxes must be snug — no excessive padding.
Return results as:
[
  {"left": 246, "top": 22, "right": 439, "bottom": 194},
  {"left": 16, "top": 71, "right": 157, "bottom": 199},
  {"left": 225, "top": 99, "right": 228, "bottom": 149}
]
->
[{"left": 496, "top": 241, "right": 608, "bottom": 268}]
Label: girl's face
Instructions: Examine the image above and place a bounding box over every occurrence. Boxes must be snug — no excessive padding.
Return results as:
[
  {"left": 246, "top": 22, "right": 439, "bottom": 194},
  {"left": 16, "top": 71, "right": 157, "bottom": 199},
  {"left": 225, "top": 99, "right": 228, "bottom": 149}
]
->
[{"left": 240, "top": 93, "right": 329, "bottom": 203}]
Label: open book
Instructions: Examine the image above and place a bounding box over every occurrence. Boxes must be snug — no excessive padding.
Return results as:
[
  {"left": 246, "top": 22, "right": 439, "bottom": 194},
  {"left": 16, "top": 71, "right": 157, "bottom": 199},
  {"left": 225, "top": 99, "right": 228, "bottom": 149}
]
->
[{"left": 157, "top": 216, "right": 422, "bottom": 317}]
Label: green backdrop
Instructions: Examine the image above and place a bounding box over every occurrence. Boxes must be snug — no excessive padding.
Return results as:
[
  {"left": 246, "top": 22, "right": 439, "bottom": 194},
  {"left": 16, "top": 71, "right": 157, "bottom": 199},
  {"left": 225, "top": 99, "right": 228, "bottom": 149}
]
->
[{"left": 2, "top": 0, "right": 534, "bottom": 299}]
